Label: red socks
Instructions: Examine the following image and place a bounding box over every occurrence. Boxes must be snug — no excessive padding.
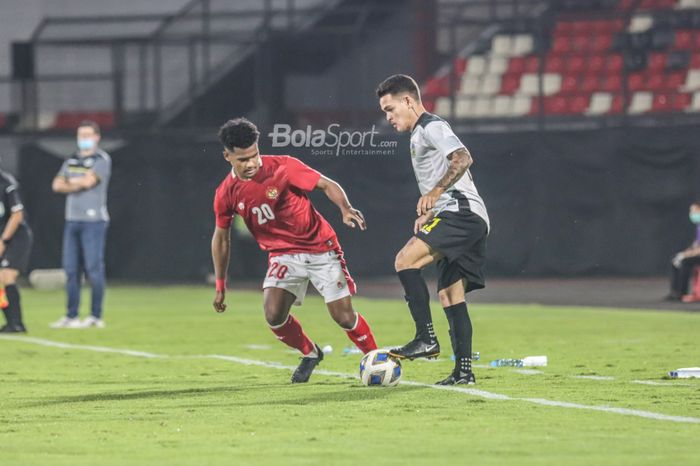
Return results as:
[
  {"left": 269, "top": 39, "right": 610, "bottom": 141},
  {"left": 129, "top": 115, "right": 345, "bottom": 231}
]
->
[
  {"left": 270, "top": 314, "right": 316, "bottom": 356},
  {"left": 345, "top": 313, "right": 378, "bottom": 353}
]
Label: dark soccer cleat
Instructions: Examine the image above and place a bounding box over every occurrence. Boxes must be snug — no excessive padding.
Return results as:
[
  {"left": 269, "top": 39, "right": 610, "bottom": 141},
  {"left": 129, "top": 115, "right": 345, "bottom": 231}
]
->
[
  {"left": 291, "top": 344, "right": 324, "bottom": 383},
  {"left": 0, "top": 323, "right": 26, "bottom": 333},
  {"left": 435, "top": 370, "right": 476, "bottom": 386},
  {"left": 388, "top": 338, "right": 440, "bottom": 360}
]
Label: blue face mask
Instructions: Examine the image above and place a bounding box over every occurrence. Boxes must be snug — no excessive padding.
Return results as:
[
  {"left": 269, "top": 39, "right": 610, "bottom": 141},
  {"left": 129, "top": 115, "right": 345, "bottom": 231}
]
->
[
  {"left": 690, "top": 212, "right": 700, "bottom": 225},
  {"left": 77, "top": 139, "right": 96, "bottom": 151}
]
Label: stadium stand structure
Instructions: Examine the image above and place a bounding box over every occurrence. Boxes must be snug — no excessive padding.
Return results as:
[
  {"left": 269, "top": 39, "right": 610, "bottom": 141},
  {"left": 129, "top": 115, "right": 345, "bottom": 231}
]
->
[{"left": 424, "top": 0, "right": 700, "bottom": 119}]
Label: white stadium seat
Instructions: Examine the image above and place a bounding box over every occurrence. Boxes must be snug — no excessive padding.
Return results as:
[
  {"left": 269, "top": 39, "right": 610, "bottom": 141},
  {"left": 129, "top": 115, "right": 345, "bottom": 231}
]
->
[
  {"left": 511, "top": 94, "right": 532, "bottom": 116},
  {"left": 677, "top": 0, "right": 700, "bottom": 9},
  {"left": 628, "top": 92, "right": 652, "bottom": 114},
  {"left": 683, "top": 69, "right": 700, "bottom": 91},
  {"left": 466, "top": 56, "right": 486, "bottom": 75},
  {"left": 586, "top": 92, "right": 612, "bottom": 115},
  {"left": 487, "top": 56, "right": 508, "bottom": 74},
  {"left": 513, "top": 35, "right": 534, "bottom": 56},
  {"left": 434, "top": 97, "right": 452, "bottom": 116},
  {"left": 472, "top": 96, "right": 493, "bottom": 117},
  {"left": 460, "top": 75, "right": 480, "bottom": 96},
  {"left": 455, "top": 98, "right": 473, "bottom": 118},
  {"left": 479, "top": 74, "right": 502, "bottom": 95},
  {"left": 628, "top": 14, "right": 653, "bottom": 33},
  {"left": 492, "top": 95, "right": 512, "bottom": 117},
  {"left": 690, "top": 92, "right": 700, "bottom": 112},
  {"left": 491, "top": 35, "right": 512, "bottom": 56},
  {"left": 520, "top": 73, "right": 539, "bottom": 95}
]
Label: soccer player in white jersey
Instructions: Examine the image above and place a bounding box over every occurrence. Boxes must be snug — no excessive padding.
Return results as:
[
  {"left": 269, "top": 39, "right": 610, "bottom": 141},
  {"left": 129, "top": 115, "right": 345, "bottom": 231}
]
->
[{"left": 377, "top": 74, "right": 489, "bottom": 385}]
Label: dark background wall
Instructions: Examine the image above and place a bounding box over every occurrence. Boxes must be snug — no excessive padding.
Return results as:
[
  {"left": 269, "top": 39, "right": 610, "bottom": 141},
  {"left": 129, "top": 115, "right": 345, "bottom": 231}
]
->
[{"left": 19, "top": 124, "right": 700, "bottom": 281}]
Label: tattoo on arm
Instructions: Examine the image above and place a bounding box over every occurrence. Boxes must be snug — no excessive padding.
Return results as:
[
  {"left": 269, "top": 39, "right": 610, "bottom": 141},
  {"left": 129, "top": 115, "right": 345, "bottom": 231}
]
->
[{"left": 435, "top": 148, "right": 473, "bottom": 190}]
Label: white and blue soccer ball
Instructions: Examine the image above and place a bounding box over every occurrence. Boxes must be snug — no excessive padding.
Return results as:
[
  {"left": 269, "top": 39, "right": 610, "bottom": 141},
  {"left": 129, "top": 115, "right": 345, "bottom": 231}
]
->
[{"left": 359, "top": 349, "right": 402, "bottom": 387}]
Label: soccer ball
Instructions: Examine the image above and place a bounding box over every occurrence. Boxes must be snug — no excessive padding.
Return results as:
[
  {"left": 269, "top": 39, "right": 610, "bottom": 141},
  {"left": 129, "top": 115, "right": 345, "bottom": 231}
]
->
[{"left": 359, "top": 349, "right": 402, "bottom": 387}]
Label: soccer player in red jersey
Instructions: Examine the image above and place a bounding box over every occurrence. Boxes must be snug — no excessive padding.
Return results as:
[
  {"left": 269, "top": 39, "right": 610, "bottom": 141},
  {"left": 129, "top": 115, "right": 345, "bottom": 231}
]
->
[{"left": 211, "top": 118, "right": 378, "bottom": 383}]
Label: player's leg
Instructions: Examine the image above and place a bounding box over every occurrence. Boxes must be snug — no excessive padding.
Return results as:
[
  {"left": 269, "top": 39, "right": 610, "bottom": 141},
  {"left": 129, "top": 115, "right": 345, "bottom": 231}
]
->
[
  {"left": 390, "top": 236, "right": 442, "bottom": 360},
  {"left": 80, "top": 221, "right": 108, "bottom": 327},
  {"left": 435, "top": 274, "right": 475, "bottom": 385},
  {"left": 0, "top": 268, "right": 24, "bottom": 333},
  {"left": 308, "top": 248, "right": 378, "bottom": 354},
  {"left": 326, "top": 296, "right": 378, "bottom": 354},
  {"left": 51, "top": 221, "right": 81, "bottom": 328},
  {"left": 263, "top": 255, "right": 323, "bottom": 383}
]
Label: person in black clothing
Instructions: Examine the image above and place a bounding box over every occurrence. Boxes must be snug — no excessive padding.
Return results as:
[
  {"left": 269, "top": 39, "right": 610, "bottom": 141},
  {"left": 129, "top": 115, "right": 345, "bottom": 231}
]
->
[{"left": 0, "top": 168, "right": 33, "bottom": 333}]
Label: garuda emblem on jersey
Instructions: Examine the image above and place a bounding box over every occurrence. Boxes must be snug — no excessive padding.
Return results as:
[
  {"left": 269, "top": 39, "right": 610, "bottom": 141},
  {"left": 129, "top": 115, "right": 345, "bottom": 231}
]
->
[{"left": 266, "top": 187, "right": 279, "bottom": 200}]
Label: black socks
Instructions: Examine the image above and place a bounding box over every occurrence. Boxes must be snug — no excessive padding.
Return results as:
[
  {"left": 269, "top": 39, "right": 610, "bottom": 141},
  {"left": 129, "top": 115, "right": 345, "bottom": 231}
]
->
[
  {"left": 5, "top": 284, "right": 23, "bottom": 327},
  {"left": 444, "top": 302, "right": 473, "bottom": 373},
  {"left": 397, "top": 269, "right": 436, "bottom": 343}
]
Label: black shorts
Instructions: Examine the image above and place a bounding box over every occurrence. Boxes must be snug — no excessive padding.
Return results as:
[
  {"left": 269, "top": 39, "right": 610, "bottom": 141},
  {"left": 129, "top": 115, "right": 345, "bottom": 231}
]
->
[
  {"left": 1, "top": 226, "right": 33, "bottom": 274},
  {"left": 415, "top": 204, "right": 488, "bottom": 293}
]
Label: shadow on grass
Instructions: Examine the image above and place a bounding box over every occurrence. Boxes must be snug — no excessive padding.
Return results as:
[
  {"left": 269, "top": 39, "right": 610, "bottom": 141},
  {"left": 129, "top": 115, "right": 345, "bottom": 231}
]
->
[{"left": 23, "top": 384, "right": 274, "bottom": 407}]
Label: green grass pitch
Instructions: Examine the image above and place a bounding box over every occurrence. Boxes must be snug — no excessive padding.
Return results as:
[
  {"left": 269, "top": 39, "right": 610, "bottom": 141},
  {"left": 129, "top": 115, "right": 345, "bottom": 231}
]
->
[{"left": 1, "top": 286, "right": 699, "bottom": 465}]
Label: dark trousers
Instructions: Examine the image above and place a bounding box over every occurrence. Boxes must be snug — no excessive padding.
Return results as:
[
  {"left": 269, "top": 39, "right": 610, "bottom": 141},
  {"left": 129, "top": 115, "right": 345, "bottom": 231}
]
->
[
  {"left": 669, "top": 256, "right": 700, "bottom": 297},
  {"left": 62, "top": 221, "right": 108, "bottom": 318}
]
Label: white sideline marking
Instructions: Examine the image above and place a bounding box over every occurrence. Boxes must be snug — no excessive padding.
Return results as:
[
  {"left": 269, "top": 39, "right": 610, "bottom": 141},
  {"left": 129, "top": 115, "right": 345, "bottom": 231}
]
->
[
  {"left": 631, "top": 380, "right": 691, "bottom": 387},
  {"left": 573, "top": 375, "right": 615, "bottom": 381},
  {"left": 513, "top": 369, "right": 544, "bottom": 375},
  {"left": 2, "top": 335, "right": 699, "bottom": 425}
]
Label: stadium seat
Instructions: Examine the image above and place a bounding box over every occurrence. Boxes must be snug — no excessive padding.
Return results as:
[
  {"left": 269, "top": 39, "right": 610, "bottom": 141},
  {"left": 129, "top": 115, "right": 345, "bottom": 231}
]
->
[
  {"left": 561, "top": 75, "right": 579, "bottom": 94},
  {"left": 524, "top": 56, "right": 540, "bottom": 73},
  {"left": 628, "top": 72, "right": 647, "bottom": 92},
  {"left": 629, "top": 91, "right": 653, "bottom": 113},
  {"left": 666, "top": 50, "right": 690, "bottom": 70},
  {"left": 480, "top": 74, "right": 502, "bottom": 95},
  {"left": 544, "top": 95, "right": 568, "bottom": 114},
  {"left": 629, "top": 14, "right": 653, "bottom": 33},
  {"left": 488, "top": 57, "right": 509, "bottom": 74},
  {"left": 678, "top": 0, "right": 700, "bottom": 8},
  {"left": 647, "top": 73, "right": 665, "bottom": 91},
  {"left": 692, "top": 53, "right": 700, "bottom": 68},
  {"left": 675, "top": 30, "right": 693, "bottom": 49},
  {"left": 587, "top": 92, "right": 613, "bottom": 114},
  {"left": 647, "top": 52, "right": 667, "bottom": 72},
  {"left": 580, "top": 74, "right": 601, "bottom": 93},
  {"left": 552, "top": 36, "right": 571, "bottom": 54},
  {"left": 567, "top": 55, "right": 588, "bottom": 74},
  {"left": 652, "top": 92, "right": 674, "bottom": 111},
  {"left": 683, "top": 69, "right": 700, "bottom": 91},
  {"left": 472, "top": 96, "right": 493, "bottom": 117},
  {"left": 460, "top": 75, "right": 480, "bottom": 96},
  {"left": 54, "top": 112, "right": 114, "bottom": 130},
  {"left": 606, "top": 54, "right": 624, "bottom": 73},
  {"left": 466, "top": 56, "right": 487, "bottom": 75},
  {"left": 500, "top": 73, "right": 521, "bottom": 94},
  {"left": 434, "top": 97, "right": 451, "bottom": 116},
  {"left": 455, "top": 98, "right": 473, "bottom": 118},
  {"left": 545, "top": 56, "right": 566, "bottom": 73},
  {"left": 423, "top": 75, "right": 450, "bottom": 97},
  {"left": 520, "top": 73, "right": 540, "bottom": 95},
  {"left": 513, "top": 35, "right": 535, "bottom": 55},
  {"left": 690, "top": 91, "right": 700, "bottom": 111},
  {"left": 601, "top": 74, "right": 623, "bottom": 92},
  {"left": 491, "top": 35, "right": 512, "bottom": 56},
  {"left": 454, "top": 57, "right": 468, "bottom": 76},
  {"left": 543, "top": 74, "right": 563, "bottom": 95},
  {"left": 507, "top": 57, "right": 526, "bottom": 74},
  {"left": 569, "top": 94, "right": 590, "bottom": 113},
  {"left": 492, "top": 95, "right": 513, "bottom": 117},
  {"left": 610, "top": 93, "right": 625, "bottom": 113},
  {"left": 511, "top": 94, "right": 533, "bottom": 115}
]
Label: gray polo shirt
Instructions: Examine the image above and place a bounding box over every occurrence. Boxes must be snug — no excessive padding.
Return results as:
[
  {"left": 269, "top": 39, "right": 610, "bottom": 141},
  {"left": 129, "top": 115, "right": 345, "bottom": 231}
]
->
[{"left": 57, "top": 149, "right": 111, "bottom": 222}]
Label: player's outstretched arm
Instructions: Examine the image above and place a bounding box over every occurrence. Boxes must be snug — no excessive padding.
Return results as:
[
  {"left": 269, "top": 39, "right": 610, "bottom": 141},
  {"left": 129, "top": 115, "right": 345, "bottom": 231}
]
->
[
  {"left": 315, "top": 176, "right": 366, "bottom": 230},
  {"left": 211, "top": 226, "right": 231, "bottom": 313},
  {"left": 417, "top": 148, "right": 473, "bottom": 216}
]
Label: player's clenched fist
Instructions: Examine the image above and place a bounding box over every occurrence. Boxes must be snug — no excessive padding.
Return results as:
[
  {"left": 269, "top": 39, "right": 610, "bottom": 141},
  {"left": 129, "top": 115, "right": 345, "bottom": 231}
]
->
[{"left": 213, "top": 291, "right": 227, "bottom": 313}]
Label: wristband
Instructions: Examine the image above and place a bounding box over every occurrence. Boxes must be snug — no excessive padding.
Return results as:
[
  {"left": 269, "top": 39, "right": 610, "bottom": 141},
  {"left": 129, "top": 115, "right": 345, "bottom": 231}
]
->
[{"left": 215, "top": 279, "right": 226, "bottom": 292}]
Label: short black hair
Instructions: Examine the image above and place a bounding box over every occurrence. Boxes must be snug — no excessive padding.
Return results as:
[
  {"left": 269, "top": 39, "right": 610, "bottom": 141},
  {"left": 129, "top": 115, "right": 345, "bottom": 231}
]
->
[
  {"left": 218, "top": 117, "right": 260, "bottom": 150},
  {"left": 376, "top": 74, "right": 421, "bottom": 101},
  {"left": 78, "top": 120, "right": 100, "bottom": 135}
]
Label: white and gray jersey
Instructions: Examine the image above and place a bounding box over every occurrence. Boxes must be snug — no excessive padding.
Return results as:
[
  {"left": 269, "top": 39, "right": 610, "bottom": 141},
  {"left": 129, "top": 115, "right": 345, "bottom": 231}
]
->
[
  {"left": 57, "top": 149, "right": 111, "bottom": 222},
  {"left": 409, "top": 113, "right": 489, "bottom": 230}
]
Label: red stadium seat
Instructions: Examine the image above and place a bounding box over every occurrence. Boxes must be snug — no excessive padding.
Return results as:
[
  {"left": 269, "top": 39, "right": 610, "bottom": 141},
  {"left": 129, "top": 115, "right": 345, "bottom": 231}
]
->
[
  {"left": 627, "top": 72, "right": 646, "bottom": 92},
  {"left": 552, "top": 36, "right": 571, "bottom": 54},
  {"left": 666, "top": 72, "right": 686, "bottom": 90},
  {"left": 648, "top": 52, "right": 666, "bottom": 72},
  {"left": 567, "top": 55, "right": 587, "bottom": 74},
  {"left": 694, "top": 31, "right": 700, "bottom": 50},
  {"left": 454, "top": 57, "right": 468, "bottom": 77},
  {"left": 580, "top": 74, "right": 600, "bottom": 93},
  {"left": 572, "top": 21, "right": 595, "bottom": 35},
  {"left": 619, "top": 0, "right": 635, "bottom": 9},
  {"left": 423, "top": 99, "right": 436, "bottom": 113},
  {"left": 591, "top": 35, "right": 613, "bottom": 52},
  {"left": 423, "top": 75, "right": 450, "bottom": 98},
  {"left": 601, "top": 74, "right": 622, "bottom": 92},
  {"left": 508, "top": 56, "right": 526, "bottom": 74},
  {"left": 500, "top": 74, "right": 521, "bottom": 95},
  {"left": 587, "top": 54, "right": 605, "bottom": 74},
  {"left": 572, "top": 35, "right": 590, "bottom": 53},
  {"left": 652, "top": 93, "right": 674, "bottom": 112},
  {"left": 569, "top": 94, "right": 590, "bottom": 114},
  {"left": 545, "top": 55, "right": 565, "bottom": 73},
  {"left": 561, "top": 75, "right": 579, "bottom": 94},
  {"left": 647, "top": 73, "right": 665, "bottom": 92},
  {"left": 554, "top": 22, "right": 574, "bottom": 35},
  {"left": 54, "top": 112, "right": 115, "bottom": 130},
  {"left": 524, "top": 56, "right": 540, "bottom": 73},
  {"left": 610, "top": 94, "right": 625, "bottom": 114},
  {"left": 674, "top": 93, "right": 692, "bottom": 110},
  {"left": 606, "top": 54, "right": 623, "bottom": 73},
  {"left": 675, "top": 30, "right": 693, "bottom": 49},
  {"left": 544, "top": 95, "right": 568, "bottom": 114},
  {"left": 691, "top": 53, "right": 700, "bottom": 68}
]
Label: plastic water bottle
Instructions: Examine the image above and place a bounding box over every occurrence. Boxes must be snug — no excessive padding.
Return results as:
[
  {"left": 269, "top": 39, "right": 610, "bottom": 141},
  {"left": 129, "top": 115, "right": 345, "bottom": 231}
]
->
[
  {"left": 490, "top": 358, "right": 523, "bottom": 367},
  {"left": 450, "top": 352, "right": 480, "bottom": 361},
  {"left": 490, "top": 356, "right": 547, "bottom": 368}
]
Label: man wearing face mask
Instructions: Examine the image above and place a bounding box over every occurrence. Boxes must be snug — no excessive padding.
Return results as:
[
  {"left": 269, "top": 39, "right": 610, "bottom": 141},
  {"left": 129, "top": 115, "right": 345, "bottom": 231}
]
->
[
  {"left": 666, "top": 202, "right": 700, "bottom": 301},
  {"left": 50, "top": 120, "right": 111, "bottom": 328}
]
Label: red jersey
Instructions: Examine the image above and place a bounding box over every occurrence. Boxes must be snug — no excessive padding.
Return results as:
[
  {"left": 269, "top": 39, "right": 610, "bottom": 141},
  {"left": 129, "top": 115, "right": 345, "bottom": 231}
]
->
[{"left": 214, "top": 155, "right": 338, "bottom": 255}]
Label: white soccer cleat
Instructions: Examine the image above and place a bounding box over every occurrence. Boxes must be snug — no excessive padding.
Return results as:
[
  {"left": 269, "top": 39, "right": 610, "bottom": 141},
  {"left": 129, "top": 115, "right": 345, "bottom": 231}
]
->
[
  {"left": 49, "top": 316, "right": 82, "bottom": 329},
  {"left": 79, "top": 316, "right": 105, "bottom": 328}
]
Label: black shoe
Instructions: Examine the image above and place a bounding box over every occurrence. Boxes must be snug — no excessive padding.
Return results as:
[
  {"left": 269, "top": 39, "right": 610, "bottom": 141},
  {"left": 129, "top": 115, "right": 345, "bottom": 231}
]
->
[
  {"left": 389, "top": 338, "right": 440, "bottom": 360},
  {"left": 436, "top": 370, "right": 476, "bottom": 386},
  {"left": 664, "top": 293, "right": 682, "bottom": 302},
  {"left": 291, "top": 344, "right": 324, "bottom": 383},
  {"left": 0, "top": 323, "right": 26, "bottom": 333}
]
